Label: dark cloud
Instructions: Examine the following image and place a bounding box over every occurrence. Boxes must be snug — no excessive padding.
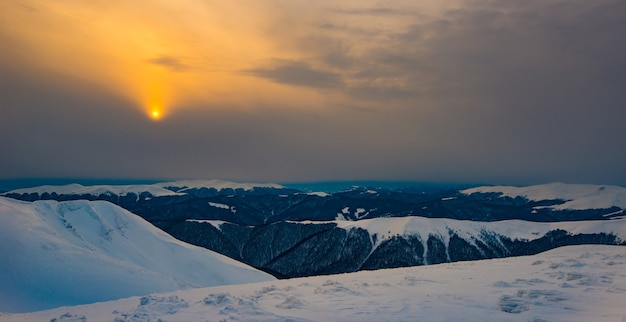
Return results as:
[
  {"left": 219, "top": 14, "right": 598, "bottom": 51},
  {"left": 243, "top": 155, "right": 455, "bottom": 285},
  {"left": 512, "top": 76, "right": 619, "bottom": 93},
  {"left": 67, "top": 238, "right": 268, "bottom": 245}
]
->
[
  {"left": 294, "top": 0, "right": 626, "bottom": 183},
  {"left": 16, "top": 3, "right": 39, "bottom": 13},
  {"left": 346, "top": 85, "right": 420, "bottom": 102},
  {"left": 146, "top": 55, "right": 189, "bottom": 72},
  {"left": 293, "top": 0, "right": 626, "bottom": 111},
  {"left": 331, "top": 6, "right": 417, "bottom": 16},
  {"left": 245, "top": 60, "right": 343, "bottom": 89}
]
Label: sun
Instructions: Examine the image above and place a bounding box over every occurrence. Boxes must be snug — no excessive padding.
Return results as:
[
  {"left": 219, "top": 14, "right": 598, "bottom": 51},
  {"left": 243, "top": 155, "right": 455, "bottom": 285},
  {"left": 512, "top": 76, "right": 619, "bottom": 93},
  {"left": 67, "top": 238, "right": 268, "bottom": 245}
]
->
[{"left": 149, "top": 108, "right": 162, "bottom": 121}]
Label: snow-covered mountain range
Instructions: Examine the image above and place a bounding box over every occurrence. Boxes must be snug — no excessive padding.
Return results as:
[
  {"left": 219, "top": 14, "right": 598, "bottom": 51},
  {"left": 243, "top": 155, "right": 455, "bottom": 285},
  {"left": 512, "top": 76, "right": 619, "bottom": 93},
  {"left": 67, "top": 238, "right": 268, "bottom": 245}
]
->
[
  {"left": 154, "top": 179, "right": 286, "bottom": 192},
  {"left": 462, "top": 182, "right": 626, "bottom": 210},
  {"left": 5, "top": 181, "right": 626, "bottom": 210},
  {"left": 0, "top": 197, "right": 274, "bottom": 313},
  {"left": 3, "top": 245, "right": 625, "bottom": 321},
  {"left": 3, "top": 183, "right": 181, "bottom": 199},
  {"left": 4, "top": 182, "right": 625, "bottom": 225},
  {"left": 1, "top": 179, "right": 289, "bottom": 199}
]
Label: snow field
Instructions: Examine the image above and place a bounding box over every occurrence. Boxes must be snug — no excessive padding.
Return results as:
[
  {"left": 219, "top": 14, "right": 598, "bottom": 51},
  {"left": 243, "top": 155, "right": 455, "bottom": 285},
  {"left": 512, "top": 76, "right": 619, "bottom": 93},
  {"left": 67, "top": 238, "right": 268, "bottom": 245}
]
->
[{"left": 3, "top": 245, "right": 625, "bottom": 321}]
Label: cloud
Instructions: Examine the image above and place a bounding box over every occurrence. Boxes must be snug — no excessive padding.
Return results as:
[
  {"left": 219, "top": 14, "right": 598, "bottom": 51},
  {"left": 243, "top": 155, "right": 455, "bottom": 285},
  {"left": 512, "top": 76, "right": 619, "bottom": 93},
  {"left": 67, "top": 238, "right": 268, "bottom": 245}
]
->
[
  {"left": 244, "top": 60, "right": 343, "bottom": 89},
  {"left": 146, "top": 55, "right": 189, "bottom": 72},
  {"left": 331, "top": 6, "right": 417, "bottom": 17},
  {"left": 16, "top": 3, "right": 39, "bottom": 13}
]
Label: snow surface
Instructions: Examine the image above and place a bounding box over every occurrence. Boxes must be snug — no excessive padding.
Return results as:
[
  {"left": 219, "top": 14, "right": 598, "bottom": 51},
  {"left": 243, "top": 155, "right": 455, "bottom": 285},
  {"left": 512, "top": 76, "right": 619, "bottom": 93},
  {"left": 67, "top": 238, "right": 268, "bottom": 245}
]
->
[
  {"left": 335, "top": 206, "right": 373, "bottom": 220},
  {"left": 462, "top": 182, "right": 626, "bottom": 210},
  {"left": 0, "top": 197, "right": 274, "bottom": 313},
  {"left": 187, "top": 219, "right": 230, "bottom": 231},
  {"left": 3, "top": 245, "right": 625, "bottom": 321},
  {"left": 1, "top": 183, "right": 180, "bottom": 198},
  {"left": 208, "top": 201, "right": 230, "bottom": 209},
  {"left": 305, "top": 192, "right": 329, "bottom": 197}
]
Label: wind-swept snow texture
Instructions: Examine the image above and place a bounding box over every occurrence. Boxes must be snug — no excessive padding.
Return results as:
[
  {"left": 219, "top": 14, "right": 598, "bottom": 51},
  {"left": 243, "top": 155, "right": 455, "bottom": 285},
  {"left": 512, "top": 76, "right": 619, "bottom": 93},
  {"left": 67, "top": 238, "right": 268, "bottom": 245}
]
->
[
  {"left": 462, "top": 182, "right": 626, "bottom": 210},
  {"left": 3, "top": 245, "right": 625, "bottom": 321},
  {"left": 0, "top": 197, "right": 274, "bottom": 313}
]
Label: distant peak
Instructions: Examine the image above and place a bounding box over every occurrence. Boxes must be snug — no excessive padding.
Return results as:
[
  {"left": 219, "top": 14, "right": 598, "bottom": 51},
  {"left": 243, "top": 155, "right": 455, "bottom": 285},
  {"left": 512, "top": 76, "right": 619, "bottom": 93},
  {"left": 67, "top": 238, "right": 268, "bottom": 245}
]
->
[
  {"left": 461, "top": 182, "right": 626, "bottom": 210},
  {"left": 154, "top": 179, "right": 286, "bottom": 192}
]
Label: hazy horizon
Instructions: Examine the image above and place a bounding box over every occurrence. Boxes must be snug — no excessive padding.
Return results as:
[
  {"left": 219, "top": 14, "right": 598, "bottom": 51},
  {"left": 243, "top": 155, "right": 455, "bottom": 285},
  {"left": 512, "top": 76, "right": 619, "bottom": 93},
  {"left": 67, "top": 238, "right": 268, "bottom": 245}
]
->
[
  {"left": 0, "top": 177, "right": 481, "bottom": 192},
  {"left": 2, "top": 177, "right": 625, "bottom": 194}
]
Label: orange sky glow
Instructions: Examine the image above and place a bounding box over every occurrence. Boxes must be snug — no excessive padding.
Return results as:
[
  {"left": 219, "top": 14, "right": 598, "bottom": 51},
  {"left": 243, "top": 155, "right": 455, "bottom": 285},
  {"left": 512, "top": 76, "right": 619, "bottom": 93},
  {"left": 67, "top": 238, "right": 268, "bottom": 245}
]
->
[
  {"left": 1, "top": 0, "right": 442, "bottom": 120},
  {"left": 1, "top": 1, "right": 319, "bottom": 118}
]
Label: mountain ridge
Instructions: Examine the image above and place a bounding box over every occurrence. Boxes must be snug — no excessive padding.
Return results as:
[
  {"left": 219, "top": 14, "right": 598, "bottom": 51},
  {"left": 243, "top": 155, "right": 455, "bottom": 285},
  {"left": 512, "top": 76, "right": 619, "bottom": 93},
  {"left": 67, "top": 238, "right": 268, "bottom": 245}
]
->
[{"left": 171, "top": 216, "right": 625, "bottom": 278}]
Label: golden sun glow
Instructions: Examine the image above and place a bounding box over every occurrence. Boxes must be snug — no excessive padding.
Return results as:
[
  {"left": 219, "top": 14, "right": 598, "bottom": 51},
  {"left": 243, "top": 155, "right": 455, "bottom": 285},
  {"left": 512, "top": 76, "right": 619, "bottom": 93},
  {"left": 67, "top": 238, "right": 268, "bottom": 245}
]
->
[
  {"left": 149, "top": 108, "right": 162, "bottom": 120},
  {"left": 0, "top": 0, "right": 358, "bottom": 117}
]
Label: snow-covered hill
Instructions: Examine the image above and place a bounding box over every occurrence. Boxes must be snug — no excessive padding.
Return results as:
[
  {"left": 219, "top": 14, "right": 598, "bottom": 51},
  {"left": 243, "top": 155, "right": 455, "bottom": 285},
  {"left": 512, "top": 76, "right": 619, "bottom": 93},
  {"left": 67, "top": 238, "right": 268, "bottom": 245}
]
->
[
  {"left": 462, "top": 182, "right": 626, "bottom": 210},
  {"left": 3, "top": 245, "right": 625, "bottom": 321},
  {"left": 0, "top": 197, "right": 274, "bottom": 313}
]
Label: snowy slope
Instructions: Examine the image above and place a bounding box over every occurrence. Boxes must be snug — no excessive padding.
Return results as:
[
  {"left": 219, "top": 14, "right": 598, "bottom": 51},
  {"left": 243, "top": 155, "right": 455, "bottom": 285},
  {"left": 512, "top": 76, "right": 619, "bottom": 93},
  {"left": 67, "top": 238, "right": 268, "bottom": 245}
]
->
[
  {"left": 0, "top": 197, "right": 274, "bottom": 313},
  {"left": 462, "top": 182, "right": 626, "bottom": 210},
  {"left": 3, "top": 245, "right": 625, "bottom": 321},
  {"left": 1, "top": 183, "right": 181, "bottom": 198}
]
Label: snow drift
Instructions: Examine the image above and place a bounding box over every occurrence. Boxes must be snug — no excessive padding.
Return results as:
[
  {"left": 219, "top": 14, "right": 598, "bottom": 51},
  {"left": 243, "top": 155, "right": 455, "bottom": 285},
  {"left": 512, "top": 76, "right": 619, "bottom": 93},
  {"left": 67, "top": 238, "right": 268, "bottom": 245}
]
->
[{"left": 0, "top": 197, "right": 274, "bottom": 313}]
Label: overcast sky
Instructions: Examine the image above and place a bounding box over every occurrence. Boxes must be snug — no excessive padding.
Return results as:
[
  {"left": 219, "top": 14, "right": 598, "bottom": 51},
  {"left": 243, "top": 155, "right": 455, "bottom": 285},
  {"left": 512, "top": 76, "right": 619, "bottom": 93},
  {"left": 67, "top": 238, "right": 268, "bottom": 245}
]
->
[{"left": 1, "top": 0, "right": 625, "bottom": 186}]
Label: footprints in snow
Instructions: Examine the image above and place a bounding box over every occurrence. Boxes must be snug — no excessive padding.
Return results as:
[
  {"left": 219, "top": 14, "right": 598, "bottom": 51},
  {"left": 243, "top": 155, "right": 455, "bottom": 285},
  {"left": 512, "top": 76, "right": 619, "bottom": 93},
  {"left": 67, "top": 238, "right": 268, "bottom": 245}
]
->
[
  {"left": 113, "top": 295, "right": 188, "bottom": 321},
  {"left": 495, "top": 251, "right": 621, "bottom": 314}
]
